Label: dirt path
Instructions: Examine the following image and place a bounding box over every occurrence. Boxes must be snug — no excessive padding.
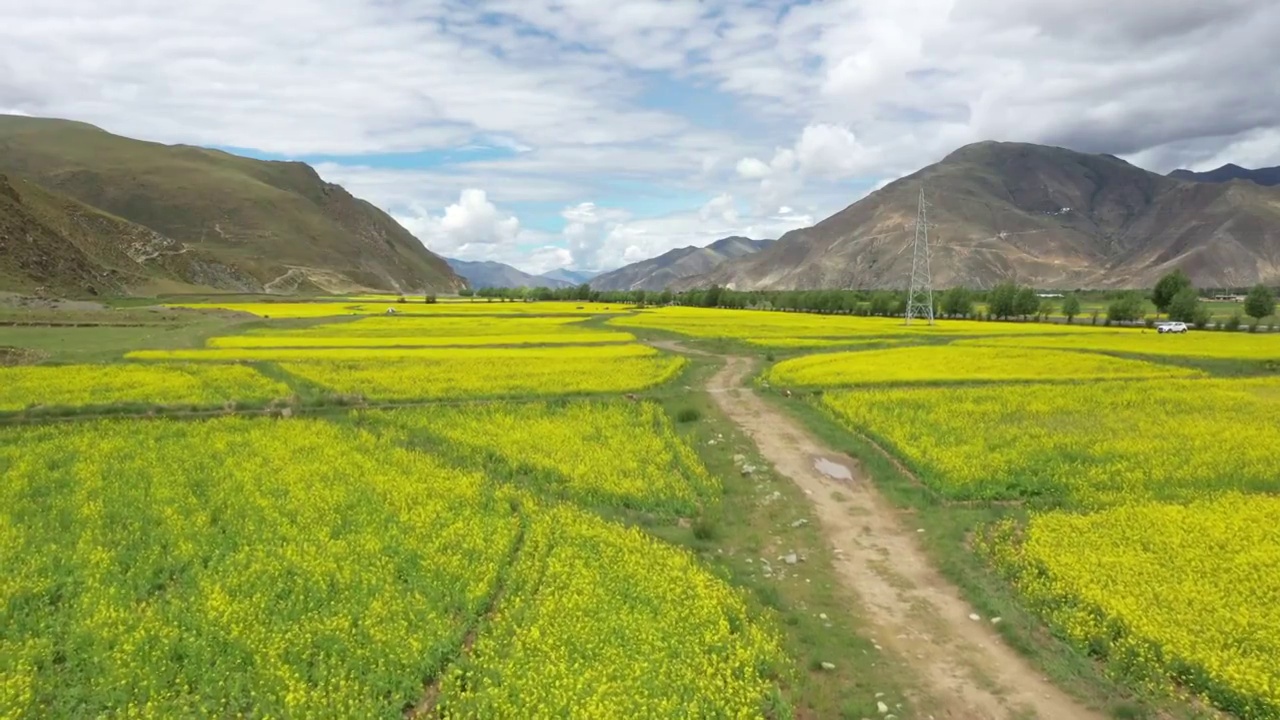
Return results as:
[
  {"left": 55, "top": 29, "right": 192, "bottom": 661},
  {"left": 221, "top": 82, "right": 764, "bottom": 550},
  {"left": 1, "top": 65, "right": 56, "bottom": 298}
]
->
[{"left": 682, "top": 344, "right": 1101, "bottom": 720}]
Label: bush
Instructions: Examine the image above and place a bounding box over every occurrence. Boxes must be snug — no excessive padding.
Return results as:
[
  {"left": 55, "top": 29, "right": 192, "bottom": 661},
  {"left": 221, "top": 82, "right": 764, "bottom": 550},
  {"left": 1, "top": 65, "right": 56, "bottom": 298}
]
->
[
  {"left": 692, "top": 516, "right": 719, "bottom": 541},
  {"left": 1225, "top": 314, "right": 1242, "bottom": 331},
  {"left": 1144, "top": 317, "right": 1156, "bottom": 329},
  {"left": 675, "top": 407, "right": 702, "bottom": 423},
  {"left": 1249, "top": 321, "right": 1260, "bottom": 333}
]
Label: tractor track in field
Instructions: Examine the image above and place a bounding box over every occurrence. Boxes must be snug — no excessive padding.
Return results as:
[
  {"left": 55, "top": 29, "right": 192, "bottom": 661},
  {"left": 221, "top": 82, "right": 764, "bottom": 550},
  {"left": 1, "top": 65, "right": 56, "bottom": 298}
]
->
[{"left": 652, "top": 340, "right": 1102, "bottom": 720}]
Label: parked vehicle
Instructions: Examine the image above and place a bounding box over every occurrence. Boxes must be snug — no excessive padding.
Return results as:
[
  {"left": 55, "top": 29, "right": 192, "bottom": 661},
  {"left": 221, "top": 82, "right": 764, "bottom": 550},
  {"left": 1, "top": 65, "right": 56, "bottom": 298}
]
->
[{"left": 1157, "top": 321, "right": 1188, "bottom": 334}]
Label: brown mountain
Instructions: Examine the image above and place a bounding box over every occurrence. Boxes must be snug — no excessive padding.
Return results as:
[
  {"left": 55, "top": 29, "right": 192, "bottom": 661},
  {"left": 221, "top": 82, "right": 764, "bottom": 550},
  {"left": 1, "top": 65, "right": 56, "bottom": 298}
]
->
[
  {"left": 590, "top": 236, "right": 774, "bottom": 291},
  {"left": 1169, "top": 163, "right": 1280, "bottom": 187},
  {"left": 677, "top": 142, "right": 1280, "bottom": 291},
  {"left": 0, "top": 115, "right": 464, "bottom": 295}
]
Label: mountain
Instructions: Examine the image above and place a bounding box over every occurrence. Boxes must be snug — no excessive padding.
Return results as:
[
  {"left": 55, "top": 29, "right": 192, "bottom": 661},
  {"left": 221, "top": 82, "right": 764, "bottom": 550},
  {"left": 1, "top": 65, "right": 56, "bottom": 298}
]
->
[
  {"left": 1169, "top": 163, "right": 1280, "bottom": 187},
  {"left": 538, "top": 268, "right": 599, "bottom": 285},
  {"left": 0, "top": 115, "right": 464, "bottom": 294},
  {"left": 590, "top": 236, "right": 775, "bottom": 291},
  {"left": 676, "top": 141, "right": 1280, "bottom": 291},
  {"left": 446, "top": 258, "right": 574, "bottom": 289}
]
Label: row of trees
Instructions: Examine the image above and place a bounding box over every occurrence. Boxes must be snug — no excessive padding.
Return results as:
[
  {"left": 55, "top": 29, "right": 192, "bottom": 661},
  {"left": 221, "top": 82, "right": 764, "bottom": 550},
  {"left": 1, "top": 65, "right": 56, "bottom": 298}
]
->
[{"left": 442, "top": 273, "right": 1276, "bottom": 326}]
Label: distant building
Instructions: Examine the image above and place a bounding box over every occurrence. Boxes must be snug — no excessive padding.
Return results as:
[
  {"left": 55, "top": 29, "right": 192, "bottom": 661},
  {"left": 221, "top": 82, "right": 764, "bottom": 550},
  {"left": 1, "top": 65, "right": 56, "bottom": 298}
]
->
[
  {"left": 1211, "top": 294, "right": 1247, "bottom": 303},
  {"left": 1036, "top": 292, "right": 1065, "bottom": 298}
]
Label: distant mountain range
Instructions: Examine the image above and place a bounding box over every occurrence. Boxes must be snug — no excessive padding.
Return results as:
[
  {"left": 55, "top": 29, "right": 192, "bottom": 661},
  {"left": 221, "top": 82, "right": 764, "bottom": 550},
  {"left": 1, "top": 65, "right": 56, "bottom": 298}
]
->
[
  {"left": 445, "top": 258, "right": 602, "bottom": 289},
  {"left": 0, "top": 115, "right": 463, "bottom": 295},
  {"left": 675, "top": 142, "right": 1280, "bottom": 291},
  {"left": 1169, "top": 163, "right": 1280, "bottom": 187},
  {"left": 539, "top": 267, "right": 599, "bottom": 285},
  {"left": 589, "top": 236, "right": 774, "bottom": 291}
]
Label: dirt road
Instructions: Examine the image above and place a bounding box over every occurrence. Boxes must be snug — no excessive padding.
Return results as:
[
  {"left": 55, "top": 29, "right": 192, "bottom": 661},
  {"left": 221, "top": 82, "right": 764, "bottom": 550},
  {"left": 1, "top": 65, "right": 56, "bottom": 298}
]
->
[{"left": 694, "top": 348, "right": 1102, "bottom": 720}]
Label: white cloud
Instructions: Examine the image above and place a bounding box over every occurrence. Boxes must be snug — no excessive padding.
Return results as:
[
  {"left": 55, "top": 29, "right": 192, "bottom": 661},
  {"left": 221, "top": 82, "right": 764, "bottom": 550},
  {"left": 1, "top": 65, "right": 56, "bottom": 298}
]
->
[
  {"left": 397, "top": 189, "right": 519, "bottom": 255},
  {"left": 735, "top": 157, "right": 772, "bottom": 179}
]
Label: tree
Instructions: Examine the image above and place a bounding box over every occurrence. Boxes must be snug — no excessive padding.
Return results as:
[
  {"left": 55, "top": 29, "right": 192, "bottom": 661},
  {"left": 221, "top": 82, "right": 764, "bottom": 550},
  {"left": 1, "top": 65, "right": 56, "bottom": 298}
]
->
[
  {"left": 1107, "top": 291, "right": 1145, "bottom": 323},
  {"left": 423, "top": 293, "right": 438, "bottom": 304},
  {"left": 1014, "top": 287, "right": 1040, "bottom": 318},
  {"left": 1166, "top": 287, "right": 1202, "bottom": 323},
  {"left": 1061, "top": 293, "right": 1081, "bottom": 323},
  {"left": 1245, "top": 284, "right": 1276, "bottom": 321},
  {"left": 656, "top": 289, "right": 673, "bottom": 305},
  {"left": 987, "top": 282, "right": 1019, "bottom": 319},
  {"left": 702, "top": 284, "right": 722, "bottom": 308},
  {"left": 868, "top": 292, "right": 894, "bottom": 316},
  {"left": 459, "top": 288, "right": 475, "bottom": 298},
  {"left": 1152, "top": 269, "right": 1192, "bottom": 316},
  {"left": 941, "top": 287, "right": 973, "bottom": 318}
]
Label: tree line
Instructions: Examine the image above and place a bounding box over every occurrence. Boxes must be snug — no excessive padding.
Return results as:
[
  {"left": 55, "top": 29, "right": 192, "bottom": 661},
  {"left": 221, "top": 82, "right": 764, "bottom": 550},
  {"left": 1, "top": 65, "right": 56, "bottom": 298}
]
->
[{"left": 426, "top": 275, "right": 1276, "bottom": 327}]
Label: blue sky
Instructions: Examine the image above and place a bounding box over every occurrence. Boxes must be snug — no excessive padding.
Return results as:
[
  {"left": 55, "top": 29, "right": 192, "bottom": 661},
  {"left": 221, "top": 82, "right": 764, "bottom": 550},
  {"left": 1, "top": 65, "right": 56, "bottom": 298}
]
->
[{"left": 6, "top": 0, "right": 1279, "bottom": 273}]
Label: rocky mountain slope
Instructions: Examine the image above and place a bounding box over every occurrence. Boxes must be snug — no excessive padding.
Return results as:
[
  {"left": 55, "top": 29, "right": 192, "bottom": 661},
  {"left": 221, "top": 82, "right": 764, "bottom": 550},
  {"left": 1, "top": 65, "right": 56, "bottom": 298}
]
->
[
  {"left": 1169, "top": 163, "right": 1280, "bottom": 187},
  {"left": 677, "top": 142, "right": 1280, "bottom": 291},
  {"left": 446, "top": 258, "right": 575, "bottom": 289},
  {"left": 590, "top": 236, "right": 774, "bottom": 291},
  {"left": 0, "top": 115, "right": 464, "bottom": 294}
]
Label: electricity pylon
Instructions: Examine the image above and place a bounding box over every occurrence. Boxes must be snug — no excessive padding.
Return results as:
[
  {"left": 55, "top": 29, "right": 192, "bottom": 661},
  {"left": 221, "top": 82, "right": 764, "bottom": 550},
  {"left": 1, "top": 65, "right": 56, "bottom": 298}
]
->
[{"left": 905, "top": 187, "right": 935, "bottom": 325}]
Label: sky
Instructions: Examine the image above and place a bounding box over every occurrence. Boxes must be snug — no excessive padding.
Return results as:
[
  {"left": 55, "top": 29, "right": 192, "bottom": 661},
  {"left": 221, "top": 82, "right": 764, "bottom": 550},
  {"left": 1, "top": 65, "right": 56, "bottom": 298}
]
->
[{"left": 3, "top": 1, "right": 1279, "bottom": 275}]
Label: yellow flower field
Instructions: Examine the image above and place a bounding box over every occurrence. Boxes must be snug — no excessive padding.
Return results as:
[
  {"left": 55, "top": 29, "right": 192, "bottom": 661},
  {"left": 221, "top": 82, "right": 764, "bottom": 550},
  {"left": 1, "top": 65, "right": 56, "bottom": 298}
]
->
[
  {"left": 127, "top": 342, "right": 657, "bottom": 363},
  {"left": 982, "top": 494, "right": 1280, "bottom": 718},
  {"left": 242, "top": 315, "right": 595, "bottom": 337},
  {"left": 609, "top": 305, "right": 1117, "bottom": 340},
  {"left": 0, "top": 363, "right": 289, "bottom": 411},
  {"left": 360, "top": 401, "right": 717, "bottom": 513},
  {"left": 820, "top": 378, "right": 1280, "bottom": 504},
  {"left": 208, "top": 331, "right": 634, "bottom": 348},
  {"left": 961, "top": 331, "right": 1280, "bottom": 360},
  {"left": 743, "top": 337, "right": 911, "bottom": 349},
  {"left": 437, "top": 505, "right": 786, "bottom": 719},
  {"left": 166, "top": 301, "right": 631, "bottom": 318},
  {"left": 769, "top": 345, "right": 1199, "bottom": 388},
  {"left": 0, "top": 417, "right": 522, "bottom": 718},
  {"left": 267, "top": 345, "right": 681, "bottom": 401}
]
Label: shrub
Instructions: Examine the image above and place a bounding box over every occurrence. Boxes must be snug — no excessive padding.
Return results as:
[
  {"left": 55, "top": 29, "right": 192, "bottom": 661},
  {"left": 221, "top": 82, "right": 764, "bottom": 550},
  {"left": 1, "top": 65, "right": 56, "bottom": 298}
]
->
[
  {"left": 1225, "top": 314, "right": 1242, "bottom": 332},
  {"left": 675, "top": 407, "right": 702, "bottom": 423}
]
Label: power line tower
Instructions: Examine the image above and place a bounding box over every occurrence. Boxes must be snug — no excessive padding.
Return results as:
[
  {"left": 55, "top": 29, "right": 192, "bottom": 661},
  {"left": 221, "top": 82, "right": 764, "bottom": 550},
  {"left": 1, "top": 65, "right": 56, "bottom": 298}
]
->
[{"left": 905, "top": 187, "right": 935, "bottom": 325}]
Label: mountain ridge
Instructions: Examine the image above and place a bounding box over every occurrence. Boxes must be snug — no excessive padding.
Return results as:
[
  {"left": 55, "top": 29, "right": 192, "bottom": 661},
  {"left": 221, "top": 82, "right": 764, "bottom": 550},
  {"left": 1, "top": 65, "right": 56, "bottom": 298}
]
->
[
  {"left": 674, "top": 141, "right": 1280, "bottom": 291},
  {"left": 590, "top": 236, "right": 774, "bottom": 291},
  {"left": 1169, "top": 163, "right": 1280, "bottom": 187},
  {"left": 0, "top": 114, "right": 464, "bottom": 294},
  {"left": 445, "top": 258, "right": 576, "bottom": 289}
]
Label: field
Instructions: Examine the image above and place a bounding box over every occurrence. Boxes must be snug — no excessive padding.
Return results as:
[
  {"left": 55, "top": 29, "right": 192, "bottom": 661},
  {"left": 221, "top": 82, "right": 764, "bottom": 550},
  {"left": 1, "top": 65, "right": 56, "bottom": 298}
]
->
[
  {"left": 608, "top": 305, "right": 1116, "bottom": 342},
  {"left": 165, "top": 300, "right": 631, "bottom": 318},
  {"left": 4, "top": 295, "right": 1279, "bottom": 719},
  {"left": 0, "top": 363, "right": 289, "bottom": 412},
  {"left": 795, "top": 334, "right": 1280, "bottom": 716},
  {"left": 962, "top": 331, "right": 1280, "bottom": 361},
  {"left": 767, "top": 345, "right": 1202, "bottom": 387},
  {"left": 0, "top": 300, "right": 803, "bottom": 719}
]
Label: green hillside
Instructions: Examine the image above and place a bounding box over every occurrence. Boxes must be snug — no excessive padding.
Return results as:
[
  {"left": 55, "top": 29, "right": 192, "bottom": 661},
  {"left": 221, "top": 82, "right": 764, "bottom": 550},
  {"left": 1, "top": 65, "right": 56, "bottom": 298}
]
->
[{"left": 0, "top": 115, "right": 463, "bottom": 295}]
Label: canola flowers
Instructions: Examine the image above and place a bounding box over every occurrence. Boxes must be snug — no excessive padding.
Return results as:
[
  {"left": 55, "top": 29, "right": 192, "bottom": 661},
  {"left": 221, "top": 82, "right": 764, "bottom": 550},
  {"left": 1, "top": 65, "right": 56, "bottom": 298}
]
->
[
  {"left": 962, "top": 331, "right": 1280, "bottom": 361},
  {"left": 770, "top": 345, "right": 1199, "bottom": 388},
  {"left": 609, "top": 305, "right": 1116, "bottom": 340},
  {"left": 165, "top": 301, "right": 630, "bottom": 318},
  {"left": 0, "top": 417, "right": 522, "bottom": 718},
  {"left": 981, "top": 494, "right": 1280, "bottom": 719},
  {"left": 821, "top": 377, "right": 1280, "bottom": 504},
  {"left": 360, "top": 401, "right": 718, "bottom": 514},
  {"left": 436, "top": 505, "right": 786, "bottom": 719},
  {"left": 272, "top": 345, "right": 685, "bottom": 401},
  {"left": 0, "top": 362, "right": 289, "bottom": 412},
  {"left": 207, "top": 331, "right": 634, "bottom": 348}
]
